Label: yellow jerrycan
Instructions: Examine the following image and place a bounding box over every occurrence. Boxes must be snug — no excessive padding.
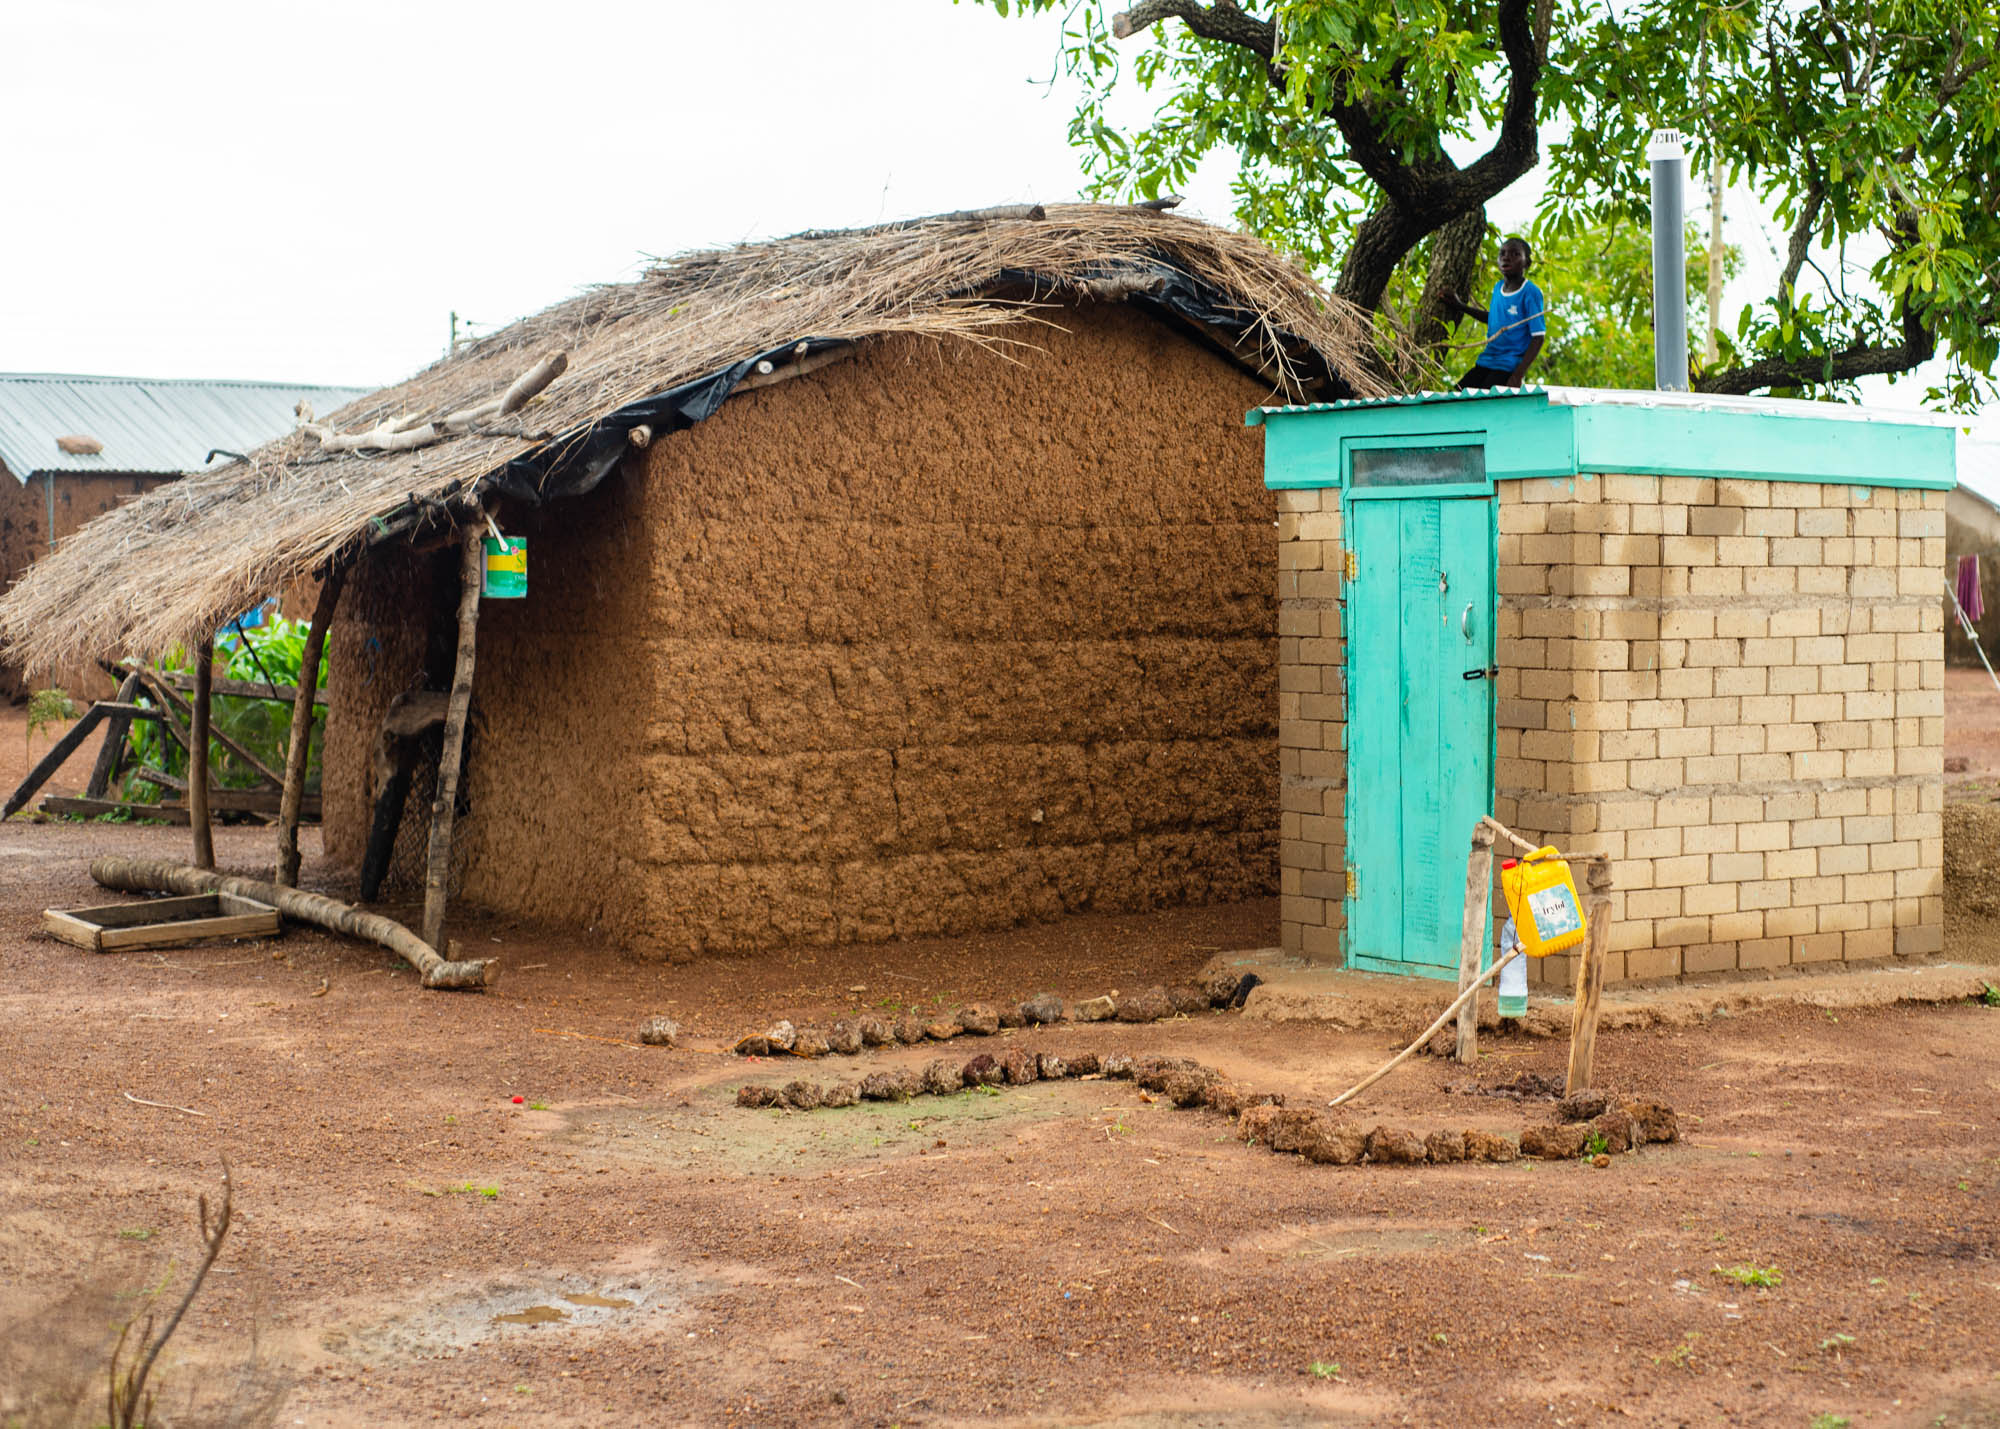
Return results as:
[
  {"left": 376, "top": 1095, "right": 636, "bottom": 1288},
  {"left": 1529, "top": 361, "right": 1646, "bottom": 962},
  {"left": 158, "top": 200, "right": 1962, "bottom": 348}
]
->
[{"left": 1499, "top": 848, "right": 1588, "bottom": 957}]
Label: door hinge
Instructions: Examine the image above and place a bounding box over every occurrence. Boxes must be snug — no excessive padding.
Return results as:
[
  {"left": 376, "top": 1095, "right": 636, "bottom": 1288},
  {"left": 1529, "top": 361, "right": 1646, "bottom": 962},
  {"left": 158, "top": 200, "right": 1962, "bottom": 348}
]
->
[
  {"left": 1343, "top": 549, "right": 1358, "bottom": 581},
  {"left": 1346, "top": 867, "right": 1358, "bottom": 899}
]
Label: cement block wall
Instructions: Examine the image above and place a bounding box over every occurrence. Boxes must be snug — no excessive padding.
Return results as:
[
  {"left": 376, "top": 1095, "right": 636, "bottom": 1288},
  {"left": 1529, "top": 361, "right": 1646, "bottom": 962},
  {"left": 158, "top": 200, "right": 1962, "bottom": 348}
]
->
[
  {"left": 1274, "top": 486, "right": 1346, "bottom": 961},
  {"left": 1276, "top": 474, "right": 1947, "bottom": 985},
  {"left": 325, "top": 304, "right": 1283, "bottom": 955}
]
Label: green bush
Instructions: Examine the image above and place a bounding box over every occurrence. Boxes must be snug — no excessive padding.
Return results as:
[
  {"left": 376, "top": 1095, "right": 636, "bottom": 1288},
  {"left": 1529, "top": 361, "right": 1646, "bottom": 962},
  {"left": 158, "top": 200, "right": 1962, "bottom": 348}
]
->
[{"left": 122, "top": 617, "right": 328, "bottom": 803}]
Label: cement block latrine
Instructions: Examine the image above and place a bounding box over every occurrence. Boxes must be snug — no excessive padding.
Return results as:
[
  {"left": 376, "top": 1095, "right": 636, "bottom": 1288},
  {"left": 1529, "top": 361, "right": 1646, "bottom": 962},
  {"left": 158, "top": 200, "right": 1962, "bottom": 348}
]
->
[{"left": 1255, "top": 387, "right": 1955, "bottom": 988}]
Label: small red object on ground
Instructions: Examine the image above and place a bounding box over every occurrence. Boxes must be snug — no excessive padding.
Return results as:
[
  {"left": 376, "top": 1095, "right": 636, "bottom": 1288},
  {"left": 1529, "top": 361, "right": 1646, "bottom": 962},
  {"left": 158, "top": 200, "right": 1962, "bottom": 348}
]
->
[{"left": 511, "top": 1095, "right": 524, "bottom": 1104}]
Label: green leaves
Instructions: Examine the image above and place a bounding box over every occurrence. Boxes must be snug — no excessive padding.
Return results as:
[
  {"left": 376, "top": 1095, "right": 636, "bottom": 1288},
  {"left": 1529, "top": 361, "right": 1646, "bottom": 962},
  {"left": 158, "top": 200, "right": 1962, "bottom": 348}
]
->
[{"left": 965, "top": 0, "right": 1999, "bottom": 401}]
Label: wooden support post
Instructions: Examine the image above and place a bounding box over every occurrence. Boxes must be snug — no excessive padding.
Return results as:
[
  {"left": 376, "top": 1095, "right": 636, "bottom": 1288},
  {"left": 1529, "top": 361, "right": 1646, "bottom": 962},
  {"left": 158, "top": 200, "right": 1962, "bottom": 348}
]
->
[
  {"left": 1564, "top": 860, "right": 1615, "bottom": 1095},
  {"left": 84, "top": 671, "right": 143, "bottom": 798},
  {"left": 276, "top": 570, "right": 345, "bottom": 887},
  {"left": 1454, "top": 820, "right": 1498, "bottom": 1064},
  {"left": 422, "top": 526, "right": 483, "bottom": 951},
  {"left": 189, "top": 639, "right": 215, "bottom": 870}
]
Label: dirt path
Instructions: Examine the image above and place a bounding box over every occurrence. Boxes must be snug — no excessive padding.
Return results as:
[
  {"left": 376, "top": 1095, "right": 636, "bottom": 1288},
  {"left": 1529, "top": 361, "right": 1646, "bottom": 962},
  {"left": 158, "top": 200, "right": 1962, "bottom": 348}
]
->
[{"left": 3, "top": 819, "right": 1999, "bottom": 1426}]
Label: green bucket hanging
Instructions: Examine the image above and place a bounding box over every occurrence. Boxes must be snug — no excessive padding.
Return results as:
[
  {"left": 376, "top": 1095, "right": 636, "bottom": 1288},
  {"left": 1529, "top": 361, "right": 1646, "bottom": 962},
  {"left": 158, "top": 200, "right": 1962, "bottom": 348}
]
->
[{"left": 482, "top": 535, "right": 527, "bottom": 598}]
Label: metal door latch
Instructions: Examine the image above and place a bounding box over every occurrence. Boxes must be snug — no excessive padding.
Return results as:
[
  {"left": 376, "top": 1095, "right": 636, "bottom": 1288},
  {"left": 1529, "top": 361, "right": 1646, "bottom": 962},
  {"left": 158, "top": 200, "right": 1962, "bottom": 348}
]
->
[{"left": 1462, "top": 666, "right": 1499, "bottom": 680}]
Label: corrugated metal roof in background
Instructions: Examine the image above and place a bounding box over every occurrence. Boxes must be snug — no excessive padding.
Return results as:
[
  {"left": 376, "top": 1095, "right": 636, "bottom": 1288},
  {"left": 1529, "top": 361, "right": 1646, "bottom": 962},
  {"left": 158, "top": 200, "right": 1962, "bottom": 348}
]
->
[{"left": 0, "top": 373, "right": 368, "bottom": 484}]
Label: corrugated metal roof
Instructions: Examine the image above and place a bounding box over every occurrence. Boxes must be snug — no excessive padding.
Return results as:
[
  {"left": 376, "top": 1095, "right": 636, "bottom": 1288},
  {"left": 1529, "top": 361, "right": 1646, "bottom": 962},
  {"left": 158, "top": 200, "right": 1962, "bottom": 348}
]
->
[
  {"left": 0, "top": 373, "right": 368, "bottom": 485},
  {"left": 1250, "top": 383, "right": 1964, "bottom": 428}
]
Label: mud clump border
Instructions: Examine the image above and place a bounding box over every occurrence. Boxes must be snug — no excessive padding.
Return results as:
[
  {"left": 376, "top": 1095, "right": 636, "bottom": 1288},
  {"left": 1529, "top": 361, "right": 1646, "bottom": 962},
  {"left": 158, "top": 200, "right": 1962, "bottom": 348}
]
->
[
  {"left": 719, "top": 973, "right": 1261, "bottom": 1059},
  {"left": 732, "top": 1051, "right": 1678, "bottom": 1169}
]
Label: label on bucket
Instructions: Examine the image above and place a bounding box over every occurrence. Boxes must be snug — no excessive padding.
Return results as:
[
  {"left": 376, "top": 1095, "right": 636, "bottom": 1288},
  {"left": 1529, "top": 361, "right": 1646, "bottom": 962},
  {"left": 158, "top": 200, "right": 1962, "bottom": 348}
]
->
[
  {"left": 483, "top": 536, "right": 527, "bottom": 598},
  {"left": 1526, "top": 885, "right": 1583, "bottom": 939}
]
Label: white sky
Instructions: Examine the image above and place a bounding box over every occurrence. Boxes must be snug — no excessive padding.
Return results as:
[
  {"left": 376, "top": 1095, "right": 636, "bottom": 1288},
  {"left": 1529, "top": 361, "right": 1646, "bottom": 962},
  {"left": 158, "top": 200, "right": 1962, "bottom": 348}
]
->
[{"left": 0, "top": 0, "right": 1974, "bottom": 420}]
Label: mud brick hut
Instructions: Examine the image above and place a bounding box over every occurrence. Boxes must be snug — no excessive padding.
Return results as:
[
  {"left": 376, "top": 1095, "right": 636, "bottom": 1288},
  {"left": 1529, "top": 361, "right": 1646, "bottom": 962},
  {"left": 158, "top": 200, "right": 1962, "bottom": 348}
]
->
[
  {"left": 0, "top": 372, "right": 363, "bottom": 697},
  {"left": 0, "top": 204, "right": 1382, "bottom": 959},
  {"left": 1256, "top": 387, "right": 1955, "bottom": 989}
]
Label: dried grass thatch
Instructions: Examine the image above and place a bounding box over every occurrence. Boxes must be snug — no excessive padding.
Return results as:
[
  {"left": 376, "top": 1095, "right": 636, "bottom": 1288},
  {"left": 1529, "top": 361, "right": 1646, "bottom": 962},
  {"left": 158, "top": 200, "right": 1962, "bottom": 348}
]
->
[{"left": 0, "top": 203, "right": 1381, "bottom": 674}]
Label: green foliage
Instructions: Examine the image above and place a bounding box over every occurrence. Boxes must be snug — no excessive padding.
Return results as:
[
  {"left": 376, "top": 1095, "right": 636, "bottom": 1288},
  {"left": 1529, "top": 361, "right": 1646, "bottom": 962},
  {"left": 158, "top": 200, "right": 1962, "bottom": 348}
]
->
[
  {"left": 1808, "top": 1415, "right": 1852, "bottom": 1429},
  {"left": 1714, "top": 1262, "right": 1783, "bottom": 1288},
  {"left": 1307, "top": 1360, "right": 1343, "bottom": 1379},
  {"left": 1978, "top": 982, "right": 1999, "bottom": 1007},
  {"left": 967, "top": 0, "right": 2000, "bottom": 403},
  {"left": 1580, "top": 1131, "right": 1611, "bottom": 1159},
  {"left": 122, "top": 617, "right": 329, "bottom": 804},
  {"left": 26, "top": 687, "right": 79, "bottom": 741}
]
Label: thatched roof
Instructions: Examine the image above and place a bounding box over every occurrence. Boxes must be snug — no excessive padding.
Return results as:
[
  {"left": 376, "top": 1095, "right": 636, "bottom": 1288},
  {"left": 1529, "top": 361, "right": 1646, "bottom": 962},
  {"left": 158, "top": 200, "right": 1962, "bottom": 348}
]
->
[{"left": 0, "top": 203, "right": 1382, "bottom": 674}]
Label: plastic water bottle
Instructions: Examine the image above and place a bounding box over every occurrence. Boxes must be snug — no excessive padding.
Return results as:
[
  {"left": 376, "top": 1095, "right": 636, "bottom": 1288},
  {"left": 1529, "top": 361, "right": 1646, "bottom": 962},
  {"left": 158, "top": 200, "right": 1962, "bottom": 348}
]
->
[{"left": 1498, "top": 917, "right": 1528, "bottom": 1020}]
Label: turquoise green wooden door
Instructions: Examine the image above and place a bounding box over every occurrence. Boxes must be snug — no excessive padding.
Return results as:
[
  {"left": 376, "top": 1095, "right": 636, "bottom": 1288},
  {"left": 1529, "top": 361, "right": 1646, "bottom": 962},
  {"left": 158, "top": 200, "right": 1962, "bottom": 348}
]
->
[{"left": 1345, "top": 497, "right": 1494, "bottom": 976}]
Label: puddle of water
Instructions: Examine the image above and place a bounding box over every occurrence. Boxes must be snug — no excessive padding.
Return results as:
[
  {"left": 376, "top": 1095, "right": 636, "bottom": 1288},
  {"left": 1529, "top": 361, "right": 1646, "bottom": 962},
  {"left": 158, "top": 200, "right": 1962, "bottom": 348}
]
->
[{"left": 325, "top": 1271, "right": 698, "bottom": 1364}]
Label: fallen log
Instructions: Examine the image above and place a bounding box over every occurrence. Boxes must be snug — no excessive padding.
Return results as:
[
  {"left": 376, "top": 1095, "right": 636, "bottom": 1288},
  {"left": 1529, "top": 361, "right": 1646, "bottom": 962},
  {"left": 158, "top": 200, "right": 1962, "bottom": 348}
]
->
[{"left": 90, "top": 857, "right": 495, "bottom": 990}]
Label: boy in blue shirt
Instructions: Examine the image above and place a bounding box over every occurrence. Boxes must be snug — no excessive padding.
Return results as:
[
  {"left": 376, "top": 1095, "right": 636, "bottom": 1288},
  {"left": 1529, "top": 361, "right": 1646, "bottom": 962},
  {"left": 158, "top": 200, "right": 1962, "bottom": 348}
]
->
[{"left": 1451, "top": 237, "right": 1546, "bottom": 388}]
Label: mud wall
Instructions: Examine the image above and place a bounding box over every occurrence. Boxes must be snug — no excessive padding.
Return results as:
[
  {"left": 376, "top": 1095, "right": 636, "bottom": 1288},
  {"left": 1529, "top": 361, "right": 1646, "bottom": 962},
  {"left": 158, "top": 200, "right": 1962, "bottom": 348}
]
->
[
  {"left": 321, "top": 545, "right": 442, "bottom": 892},
  {"left": 324, "top": 303, "right": 1281, "bottom": 952},
  {"left": 1494, "top": 475, "right": 1946, "bottom": 987},
  {"left": 1, "top": 469, "right": 172, "bottom": 699}
]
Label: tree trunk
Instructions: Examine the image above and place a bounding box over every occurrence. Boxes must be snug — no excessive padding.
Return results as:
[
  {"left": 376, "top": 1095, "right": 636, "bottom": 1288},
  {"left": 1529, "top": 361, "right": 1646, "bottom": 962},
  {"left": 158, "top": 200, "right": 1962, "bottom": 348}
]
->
[
  {"left": 422, "top": 527, "right": 483, "bottom": 951},
  {"left": 90, "top": 857, "right": 494, "bottom": 989},
  {"left": 189, "top": 640, "right": 214, "bottom": 870},
  {"left": 1412, "top": 205, "right": 1491, "bottom": 361},
  {"left": 276, "top": 571, "right": 344, "bottom": 887}
]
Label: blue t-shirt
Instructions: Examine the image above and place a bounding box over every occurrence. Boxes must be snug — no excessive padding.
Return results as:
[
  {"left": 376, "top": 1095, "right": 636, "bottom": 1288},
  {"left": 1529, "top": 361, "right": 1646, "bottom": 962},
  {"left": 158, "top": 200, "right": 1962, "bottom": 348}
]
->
[{"left": 1479, "top": 278, "right": 1546, "bottom": 371}]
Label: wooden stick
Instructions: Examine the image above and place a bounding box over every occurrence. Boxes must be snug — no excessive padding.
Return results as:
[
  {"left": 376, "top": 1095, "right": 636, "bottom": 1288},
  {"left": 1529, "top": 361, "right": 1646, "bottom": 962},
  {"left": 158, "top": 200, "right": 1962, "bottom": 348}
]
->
[
  {"left": 495, "top": 350, "right": 568, "bottom": 416},
  {"left": 189, "top": 641, "right": 214, "bottom": 869},
  {"left": 1328, "top": 949, "right": 1524, "bottom": 1109},
  {"left": 3, "top": 702, "right": 109, "bottom": 819},
  {"left": 277, "top": 570, "right": 344, "bottom": 887},
  {"left": 152, "top": 670, "right": 327, "bottom": 706},
  {"left": 423, "top": 525, "right": 483, "bottom": 951},
  {"left": 1454, "top": 821, "right": 1498, "bottom": 1064},
  {"left": 730, "top": 345, "right": 853, "bottom": 395},
  {"left": 84, "top": 672, "right": 144, "bottom": 798},
  {"left": 1564, "top": 862, "right": 1615, "bottom": 1095},
  {"left": 90, "top": 856, "right": 495, "bottom": 989},
  {"left": 138, "top": 671, "right": 286, "bottom": 788}
]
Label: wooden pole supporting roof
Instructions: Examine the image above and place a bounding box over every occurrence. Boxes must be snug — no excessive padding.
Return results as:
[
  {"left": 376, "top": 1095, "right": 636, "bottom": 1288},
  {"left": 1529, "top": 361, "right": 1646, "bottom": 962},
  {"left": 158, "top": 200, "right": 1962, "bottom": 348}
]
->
[
  {"left": 189, "top": 640, "right": 215, "bottom": 870},
  {"left": 276, "top": 569, "right": 345, "bottom": 888},
  {"left": 422, "top": 525, "right": 484, "bottom": 952}
]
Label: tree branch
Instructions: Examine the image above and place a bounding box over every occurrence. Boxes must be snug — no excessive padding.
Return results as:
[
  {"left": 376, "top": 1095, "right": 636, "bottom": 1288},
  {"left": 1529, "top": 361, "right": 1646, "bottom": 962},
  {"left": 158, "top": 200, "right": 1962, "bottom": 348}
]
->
[
  {"left": 1695, "top": 305, "right": 1937, "bottom": 395},
  {"left": 1112, "top": 0, "right": 1543, "bottom": 313},
  {"left": 1112, "top": 0, "right": 1275, "bottom": 54},
  {"left": 1780, "top": 180, "right": 1827, "bottom": 293}
]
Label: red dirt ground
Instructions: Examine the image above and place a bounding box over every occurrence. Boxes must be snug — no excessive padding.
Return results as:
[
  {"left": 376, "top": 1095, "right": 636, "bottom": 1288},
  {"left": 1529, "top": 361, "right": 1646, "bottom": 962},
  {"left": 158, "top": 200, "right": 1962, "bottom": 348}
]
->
[{"left": 3, "top": 702, "right": 2000, "bottom": 1426}]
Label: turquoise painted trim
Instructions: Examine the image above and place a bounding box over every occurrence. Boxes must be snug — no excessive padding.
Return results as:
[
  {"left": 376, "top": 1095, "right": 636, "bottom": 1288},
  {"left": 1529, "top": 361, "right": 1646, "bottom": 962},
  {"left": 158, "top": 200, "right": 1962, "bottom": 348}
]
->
[
  {"left": 1258, "top": 388, "right": 1957, "bottom": 490},
  {"left": 1262, "top": 412, "right": 1344, "bottom": 488},
  {"left": 1263, "top": 393, "right": 1573, "bottom": 488},
  {"left": 1571, "top": 403, "right": 1954, "bottom": 488},
  {"left": 1343, "top": 431, "right": 1492, "bottom": 499}
]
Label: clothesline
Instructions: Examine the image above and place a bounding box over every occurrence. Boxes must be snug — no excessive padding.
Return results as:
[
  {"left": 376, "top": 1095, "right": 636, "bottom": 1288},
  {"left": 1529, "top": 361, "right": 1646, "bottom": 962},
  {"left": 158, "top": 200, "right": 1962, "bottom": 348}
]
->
[{"left": 1945, "top": 574, "right": 2000, "bottom": 700}]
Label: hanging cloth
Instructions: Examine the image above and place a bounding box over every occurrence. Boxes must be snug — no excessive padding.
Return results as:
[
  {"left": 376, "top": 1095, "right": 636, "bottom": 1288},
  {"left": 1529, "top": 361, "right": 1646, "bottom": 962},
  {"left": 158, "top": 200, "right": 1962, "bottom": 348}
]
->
[{"left": 1956, "top": 553, "right": 1985, "bottom": 624}]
